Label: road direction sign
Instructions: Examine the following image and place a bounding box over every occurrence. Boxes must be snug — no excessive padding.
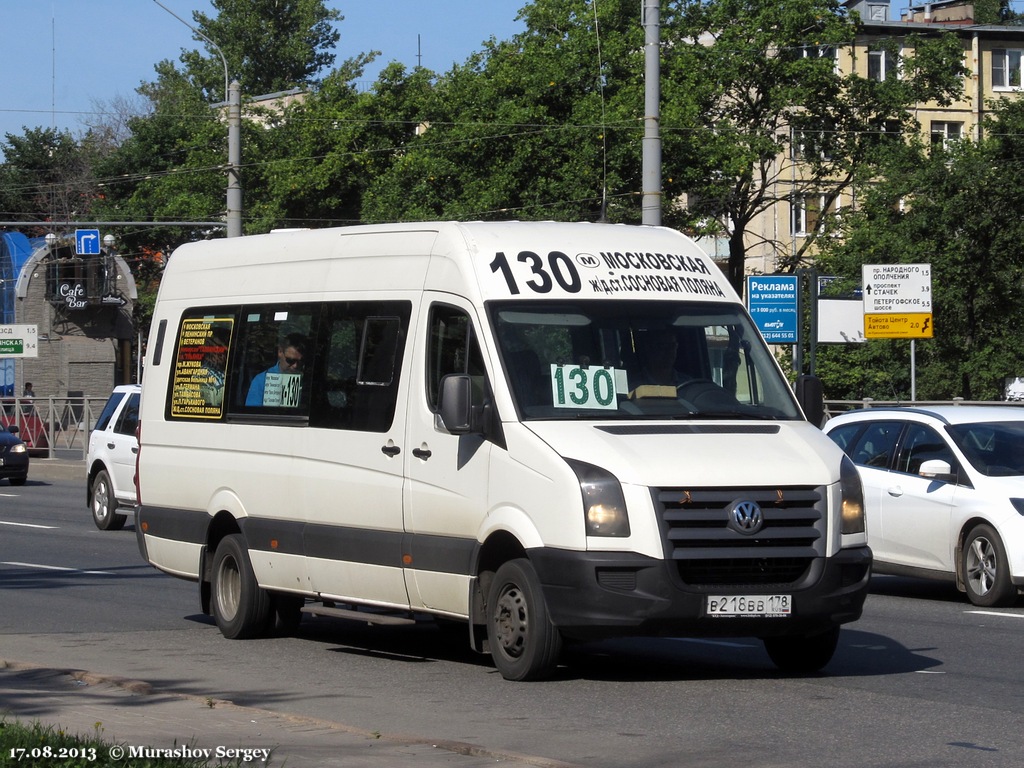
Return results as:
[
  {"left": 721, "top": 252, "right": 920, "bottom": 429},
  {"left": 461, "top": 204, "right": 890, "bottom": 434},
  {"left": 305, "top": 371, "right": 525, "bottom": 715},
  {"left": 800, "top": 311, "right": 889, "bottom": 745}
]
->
[
  {"left": 75, "top": 229, "right": 101, "bottom": 255},
  {"left": 862, "top": 264, "right": 933, "bottom": 339},
  {"left": 0, "top": 324, "right": 39, "bottom": 358}
]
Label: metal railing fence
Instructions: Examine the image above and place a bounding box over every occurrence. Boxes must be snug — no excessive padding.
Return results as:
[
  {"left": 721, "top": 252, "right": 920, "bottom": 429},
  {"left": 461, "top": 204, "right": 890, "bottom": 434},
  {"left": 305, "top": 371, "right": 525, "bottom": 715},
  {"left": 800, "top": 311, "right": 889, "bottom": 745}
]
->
[{"left": 1, "top": 397, "right": 109, "bottom": 458}]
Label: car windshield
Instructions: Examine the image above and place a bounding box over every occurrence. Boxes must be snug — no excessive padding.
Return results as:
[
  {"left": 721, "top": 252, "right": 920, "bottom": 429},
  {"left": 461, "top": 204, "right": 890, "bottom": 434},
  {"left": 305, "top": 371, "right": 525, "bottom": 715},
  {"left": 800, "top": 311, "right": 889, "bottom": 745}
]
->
[
  {"left": 489, "top": 300, "right": 801, "bottom": 421},
  {"left": 947, "top": 421, "right": 1024, "bottom": 476}
]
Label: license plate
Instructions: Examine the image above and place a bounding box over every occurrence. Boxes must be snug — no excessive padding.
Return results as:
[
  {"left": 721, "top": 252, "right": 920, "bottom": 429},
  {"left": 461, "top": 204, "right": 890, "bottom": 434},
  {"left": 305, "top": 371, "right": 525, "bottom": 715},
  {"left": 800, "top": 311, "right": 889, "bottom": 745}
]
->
[{"left": 707, "top": 594, "right": 791, "bottom": 617}]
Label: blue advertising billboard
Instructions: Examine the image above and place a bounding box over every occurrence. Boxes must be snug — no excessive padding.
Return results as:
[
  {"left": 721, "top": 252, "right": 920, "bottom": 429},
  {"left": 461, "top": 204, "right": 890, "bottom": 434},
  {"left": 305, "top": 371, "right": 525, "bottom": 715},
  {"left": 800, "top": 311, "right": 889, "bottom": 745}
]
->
[{"left": 746, "top": 275, "right": 799, "bottom": 343}]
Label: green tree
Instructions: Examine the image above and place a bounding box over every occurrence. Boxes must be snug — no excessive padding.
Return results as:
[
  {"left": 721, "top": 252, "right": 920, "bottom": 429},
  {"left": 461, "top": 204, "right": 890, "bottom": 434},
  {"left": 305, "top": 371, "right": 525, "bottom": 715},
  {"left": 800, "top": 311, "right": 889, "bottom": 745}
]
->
[
  {"left": 815, "top": 100, "right": 1024, "bottom": 401},
  {"left": 186, "top": 0, "right": 342, "bottom": 99},
  {"left": 92, "top": 64, "right": 228, "bottom": 251},
  {"left": 255, "top": 57, "right": 430, "bottom": 230},
  {"left": 362, "top": 0, "right": 646, "bottom": 223},
  {"left": 0, "top": 128, "right": 99, "bottom": 231},
  {"left": 96, "top": 0, "right": 347, "bottom": 245},
  {"left": 660, "top": 0, "right": 967, "bottom": 295}
]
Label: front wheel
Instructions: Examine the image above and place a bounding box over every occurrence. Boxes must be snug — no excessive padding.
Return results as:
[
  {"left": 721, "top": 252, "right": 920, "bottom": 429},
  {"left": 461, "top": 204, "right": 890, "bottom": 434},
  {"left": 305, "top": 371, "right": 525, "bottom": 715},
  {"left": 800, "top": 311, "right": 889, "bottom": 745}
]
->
[
  {"left": 211, "top": 534, "right": 272, "bottom": 639},
  {"left": 962, "top": 524, "right": 1015, "bottom": 607},
  {"left": 91, "top": 470, "right": 126, "bottom": 531},
  {"left": 486, "top": 559, "right": 563, "bottom": 681},
  {"left": 763, "top": 627, "right": 840, "bottom": 674}
]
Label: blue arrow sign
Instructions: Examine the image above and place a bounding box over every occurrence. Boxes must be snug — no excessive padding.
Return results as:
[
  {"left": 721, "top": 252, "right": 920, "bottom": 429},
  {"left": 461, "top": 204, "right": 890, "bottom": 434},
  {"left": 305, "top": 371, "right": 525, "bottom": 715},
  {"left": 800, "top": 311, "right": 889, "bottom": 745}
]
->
[{"left": 75, "top": 229, "right": 101, "bottom": 255}]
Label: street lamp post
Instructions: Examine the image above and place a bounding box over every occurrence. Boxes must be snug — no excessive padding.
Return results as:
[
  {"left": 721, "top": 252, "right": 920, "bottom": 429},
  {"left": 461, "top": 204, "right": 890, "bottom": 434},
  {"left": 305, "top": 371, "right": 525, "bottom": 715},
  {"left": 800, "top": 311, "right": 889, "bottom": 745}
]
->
[
  {"left": 153, "top": 0, "right": 242, "bottom": 237},
  {"left": 642, "top": 0, "right": 662, "bottom": 226}
]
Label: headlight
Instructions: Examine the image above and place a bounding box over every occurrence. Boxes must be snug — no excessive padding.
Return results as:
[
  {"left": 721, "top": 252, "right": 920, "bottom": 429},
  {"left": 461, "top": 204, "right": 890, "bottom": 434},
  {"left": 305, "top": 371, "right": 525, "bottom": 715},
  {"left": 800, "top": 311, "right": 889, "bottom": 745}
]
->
[
  {"left": 840, "top": 455, "right": 865, "bottom": 534},
  {"left": 10, "top": 443, "right": 27, "bottom": 454},
  {"left": 566, "top": 459, "right": 630, "bottom": 537}
]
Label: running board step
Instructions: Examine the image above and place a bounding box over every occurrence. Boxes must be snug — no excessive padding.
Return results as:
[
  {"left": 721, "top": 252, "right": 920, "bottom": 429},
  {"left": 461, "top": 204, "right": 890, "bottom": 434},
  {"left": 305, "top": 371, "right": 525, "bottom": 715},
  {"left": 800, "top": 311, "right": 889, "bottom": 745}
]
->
[{"left": 300, "top": 605, "right": 416, "bottom": 626}]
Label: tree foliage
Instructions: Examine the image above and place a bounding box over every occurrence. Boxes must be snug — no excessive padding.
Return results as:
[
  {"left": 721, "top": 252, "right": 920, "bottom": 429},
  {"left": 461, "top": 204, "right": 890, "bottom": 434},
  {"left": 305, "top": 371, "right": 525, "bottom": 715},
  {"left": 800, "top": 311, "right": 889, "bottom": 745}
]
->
[
  {"left": 660, "top": 0, "right": 967, "bottom": 294},
  {"left": 0, "top": 128, "right": 104, "bottom": 232},
  {"left": 186, "top": 0, "right": 342, "bottom": 99},
  {"left": 363, "top": 0, "right": 645, "bottom": 223}
]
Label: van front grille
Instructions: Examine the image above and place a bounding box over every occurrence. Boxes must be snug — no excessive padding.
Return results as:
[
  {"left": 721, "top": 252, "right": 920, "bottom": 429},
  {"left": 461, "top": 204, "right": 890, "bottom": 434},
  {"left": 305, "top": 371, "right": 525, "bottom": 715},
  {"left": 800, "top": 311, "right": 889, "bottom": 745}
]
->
[{"left": 654, "top": 486, "right": 826, "bottom": 587}]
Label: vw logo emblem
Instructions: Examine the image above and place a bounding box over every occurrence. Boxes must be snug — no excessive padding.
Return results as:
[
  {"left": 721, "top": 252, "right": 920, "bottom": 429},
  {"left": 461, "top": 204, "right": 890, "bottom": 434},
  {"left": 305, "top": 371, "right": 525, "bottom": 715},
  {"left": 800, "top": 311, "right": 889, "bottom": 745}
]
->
[{"left": 728, "top": 500, "right": 763, "bottom": 535}]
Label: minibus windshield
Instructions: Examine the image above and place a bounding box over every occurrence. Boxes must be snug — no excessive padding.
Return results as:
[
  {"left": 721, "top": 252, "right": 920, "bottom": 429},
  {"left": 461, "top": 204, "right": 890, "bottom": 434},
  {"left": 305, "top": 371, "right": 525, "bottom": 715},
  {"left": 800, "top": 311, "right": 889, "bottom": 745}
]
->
[{"left": 490, "top": 300, "right": 802, "bottom": 421}]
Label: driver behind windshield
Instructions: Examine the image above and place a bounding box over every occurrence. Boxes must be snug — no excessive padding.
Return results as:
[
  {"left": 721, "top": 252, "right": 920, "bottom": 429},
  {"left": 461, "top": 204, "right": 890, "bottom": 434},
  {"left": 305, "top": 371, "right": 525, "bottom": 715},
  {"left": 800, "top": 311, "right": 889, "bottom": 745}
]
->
[{"left": 635, "top": 329, "right": 689, "bottom": 387}]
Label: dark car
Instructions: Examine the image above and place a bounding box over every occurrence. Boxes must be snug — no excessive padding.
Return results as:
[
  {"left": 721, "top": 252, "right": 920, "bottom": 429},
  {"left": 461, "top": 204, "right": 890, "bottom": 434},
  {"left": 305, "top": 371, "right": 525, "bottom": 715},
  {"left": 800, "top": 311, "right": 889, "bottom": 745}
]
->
[{"left": 0, "top": 425, "right": 29, "bottom": 486}]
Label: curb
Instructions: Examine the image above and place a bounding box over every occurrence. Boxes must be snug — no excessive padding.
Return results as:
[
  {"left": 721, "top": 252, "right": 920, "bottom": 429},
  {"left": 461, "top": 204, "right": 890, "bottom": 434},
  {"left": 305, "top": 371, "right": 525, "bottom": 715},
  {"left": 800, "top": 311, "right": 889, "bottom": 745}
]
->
[{"left": 26, "top": 458, "right": 85, "bottom": 483}]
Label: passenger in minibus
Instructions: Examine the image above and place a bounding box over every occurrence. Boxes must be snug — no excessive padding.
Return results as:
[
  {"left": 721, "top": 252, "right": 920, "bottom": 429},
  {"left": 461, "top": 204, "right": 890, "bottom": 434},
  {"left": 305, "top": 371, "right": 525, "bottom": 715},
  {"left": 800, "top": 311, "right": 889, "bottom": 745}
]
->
[{"left": 245, "top": 333, "right": 307, "bottom": 406}]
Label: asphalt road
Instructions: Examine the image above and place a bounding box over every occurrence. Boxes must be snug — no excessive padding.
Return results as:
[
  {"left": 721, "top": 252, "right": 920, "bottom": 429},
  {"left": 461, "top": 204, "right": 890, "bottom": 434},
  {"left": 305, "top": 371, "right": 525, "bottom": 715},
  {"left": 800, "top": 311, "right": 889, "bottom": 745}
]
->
[{"left": 2, "top": 464, "right": 1023, "bottom": 767}]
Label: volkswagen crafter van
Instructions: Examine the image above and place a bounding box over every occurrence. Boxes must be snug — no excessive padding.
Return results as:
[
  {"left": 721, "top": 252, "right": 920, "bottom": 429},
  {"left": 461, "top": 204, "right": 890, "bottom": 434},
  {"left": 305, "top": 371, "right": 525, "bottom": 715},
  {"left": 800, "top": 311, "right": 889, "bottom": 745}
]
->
[{"left": 135, "top": 221, "right": 870, "bottom": 681}]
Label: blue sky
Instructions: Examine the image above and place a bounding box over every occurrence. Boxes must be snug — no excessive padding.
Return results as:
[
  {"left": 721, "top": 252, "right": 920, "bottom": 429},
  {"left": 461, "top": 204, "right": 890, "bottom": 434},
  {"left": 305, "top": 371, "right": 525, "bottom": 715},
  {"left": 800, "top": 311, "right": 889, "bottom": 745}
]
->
[{"left": 0, "top": 0, "right": 527, "bottom": 147}]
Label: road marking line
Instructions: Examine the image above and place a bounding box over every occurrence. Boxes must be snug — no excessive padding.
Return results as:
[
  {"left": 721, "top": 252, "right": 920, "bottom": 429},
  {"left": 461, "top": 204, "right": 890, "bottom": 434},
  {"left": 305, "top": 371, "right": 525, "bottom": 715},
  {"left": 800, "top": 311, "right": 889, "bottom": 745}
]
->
[
  {"left": 0, "top": 520, "right": 58, "bottom": 529},
  {"left": 1, "top": 561, "right": 116, "bottom": 576},
  {"left": 966, "top": 610, "right": 1024, "bottom": 620}
]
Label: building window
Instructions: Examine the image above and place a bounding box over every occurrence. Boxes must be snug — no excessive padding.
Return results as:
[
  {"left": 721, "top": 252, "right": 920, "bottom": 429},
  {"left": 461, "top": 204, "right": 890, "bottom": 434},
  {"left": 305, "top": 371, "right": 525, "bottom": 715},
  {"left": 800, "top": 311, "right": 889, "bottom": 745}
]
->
[
  {"left": 791, "top": 194, "right": 841, "bottom": 237},
  {"left": 930, "top": 121, "right": 963, "bottom": 150},
  {"left": 992, "top": 49, "right": 1023, "bottom": 89},
  {"left": 867, "top": 47, "right": 899, "bottom": 81}
]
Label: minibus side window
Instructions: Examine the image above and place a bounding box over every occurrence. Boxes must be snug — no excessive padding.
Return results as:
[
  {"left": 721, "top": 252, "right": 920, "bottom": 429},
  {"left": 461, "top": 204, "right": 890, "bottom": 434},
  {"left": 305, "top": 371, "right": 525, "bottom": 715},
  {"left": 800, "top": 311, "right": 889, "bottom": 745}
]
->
[
  {"left": 167, "top": 311, "right": 236, "bottom": 421},
  {"left": 308, "top": 301, "right": 410, "bottom": 433},
  {"left": 232, "top": 305, "right": 317, "bottom": 414},
  {"left": 426, "top": 304, "right": 486, "bottom": 411}
]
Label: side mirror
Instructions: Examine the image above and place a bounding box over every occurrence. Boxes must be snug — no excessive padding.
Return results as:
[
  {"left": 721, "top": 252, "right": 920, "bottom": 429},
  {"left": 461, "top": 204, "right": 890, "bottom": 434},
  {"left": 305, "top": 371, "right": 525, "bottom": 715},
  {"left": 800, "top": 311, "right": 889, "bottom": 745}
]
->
[
  {"left": 919, "top": 458, "right": 953, "bottom": 481},
  {"left": 7, "top": 424, "right": 19, "bottom": 435},
  {"left": 796, "top": 374, "right": 825, "bottom": 428},
  {"left": 438, "top": 374, "right": 473, "bottom": 434}
]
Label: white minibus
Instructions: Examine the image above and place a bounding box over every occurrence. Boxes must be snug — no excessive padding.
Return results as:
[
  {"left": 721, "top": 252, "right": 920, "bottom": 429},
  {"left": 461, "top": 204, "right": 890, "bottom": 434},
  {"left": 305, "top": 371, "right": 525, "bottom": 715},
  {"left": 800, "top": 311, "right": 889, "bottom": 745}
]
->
[{"left": 135, "top": 221, "right": 871, "bottom": 681}]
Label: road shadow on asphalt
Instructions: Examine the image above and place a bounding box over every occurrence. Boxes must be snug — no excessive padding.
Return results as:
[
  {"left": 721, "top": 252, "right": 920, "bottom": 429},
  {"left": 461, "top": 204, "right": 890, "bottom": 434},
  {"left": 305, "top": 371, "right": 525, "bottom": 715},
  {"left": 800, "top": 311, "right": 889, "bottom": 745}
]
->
[{"left": 205, "top": 611, "right": 943, "bottom": 684}]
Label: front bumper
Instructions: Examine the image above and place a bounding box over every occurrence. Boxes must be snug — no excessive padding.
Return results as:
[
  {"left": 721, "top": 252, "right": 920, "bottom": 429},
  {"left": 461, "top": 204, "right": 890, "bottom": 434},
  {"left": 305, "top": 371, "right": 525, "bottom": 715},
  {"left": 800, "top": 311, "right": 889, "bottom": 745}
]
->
[{"left": 529, "top": 545, "right": 872, "bottom": 641}]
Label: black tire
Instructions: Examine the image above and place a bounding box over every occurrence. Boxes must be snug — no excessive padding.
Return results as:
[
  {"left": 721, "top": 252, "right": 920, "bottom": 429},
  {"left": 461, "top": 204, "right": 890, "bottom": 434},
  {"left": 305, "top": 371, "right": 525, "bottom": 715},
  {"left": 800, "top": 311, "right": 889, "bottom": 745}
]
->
[
  {"left": 962, "top": 523, "right": 1015, "bottom": 607},
  {"left": 486, "top": 559, "right": 562, "bottom": 681},
  {"left": 91, "top": 470, "right": 126, "bottom": 531},
  {"left": 763, "top": 626, "right": 840, "bottom": 674},
  {"left": 211, "top": 534, "right": 272, "bottom": 639},
  {"left": 9, "top": 476, "right": 27, "bottom": 487}
]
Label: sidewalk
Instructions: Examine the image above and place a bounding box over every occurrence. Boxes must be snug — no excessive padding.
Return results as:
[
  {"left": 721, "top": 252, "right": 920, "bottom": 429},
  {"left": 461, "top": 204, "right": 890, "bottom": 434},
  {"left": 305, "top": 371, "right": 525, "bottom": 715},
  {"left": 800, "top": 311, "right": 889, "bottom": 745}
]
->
[{"left": 0, "top": 661, "right": 574, "bottom": 768}]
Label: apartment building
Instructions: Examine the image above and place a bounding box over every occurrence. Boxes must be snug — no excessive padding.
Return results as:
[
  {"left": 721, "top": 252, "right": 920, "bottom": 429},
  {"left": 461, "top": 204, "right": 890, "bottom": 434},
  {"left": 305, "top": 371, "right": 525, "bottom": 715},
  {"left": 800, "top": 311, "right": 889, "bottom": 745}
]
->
[{"left": 744, "top": 0, "right": 1024, "bottom": 275}]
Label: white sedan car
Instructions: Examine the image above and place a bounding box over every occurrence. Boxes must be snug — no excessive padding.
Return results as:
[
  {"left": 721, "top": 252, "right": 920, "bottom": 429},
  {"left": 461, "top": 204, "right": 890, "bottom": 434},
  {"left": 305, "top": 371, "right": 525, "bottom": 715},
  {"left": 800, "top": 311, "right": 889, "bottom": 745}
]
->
[{"left": 824, "top": 406, "right": 1024, "bottom": 607}]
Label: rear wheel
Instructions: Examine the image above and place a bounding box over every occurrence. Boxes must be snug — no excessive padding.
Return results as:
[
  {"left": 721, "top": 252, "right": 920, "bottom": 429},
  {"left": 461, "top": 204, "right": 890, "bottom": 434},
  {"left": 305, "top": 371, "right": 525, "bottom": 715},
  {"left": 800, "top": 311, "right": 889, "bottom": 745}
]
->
[
  {"left": 963, "top": 524, "right": 1015, "bottom": 607},
  {"left": 486, "top": 559, "right": 562, "bottom": 681},
  {"left": 91, "top": 470, "right": 126, "bottom": 531},
  {"left": 763, "top": 627, "right": 840, "bottom": 674},
  {"left": 211, "top": 534, "right": 272, "bottom": 639}
]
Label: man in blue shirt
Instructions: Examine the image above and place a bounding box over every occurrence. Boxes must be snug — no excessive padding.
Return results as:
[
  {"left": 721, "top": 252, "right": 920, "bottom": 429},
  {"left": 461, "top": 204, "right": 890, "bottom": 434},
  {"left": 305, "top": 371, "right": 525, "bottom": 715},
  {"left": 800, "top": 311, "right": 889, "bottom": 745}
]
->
[{"left": 246, "top": 333, "right": 307, "bottom": 406}]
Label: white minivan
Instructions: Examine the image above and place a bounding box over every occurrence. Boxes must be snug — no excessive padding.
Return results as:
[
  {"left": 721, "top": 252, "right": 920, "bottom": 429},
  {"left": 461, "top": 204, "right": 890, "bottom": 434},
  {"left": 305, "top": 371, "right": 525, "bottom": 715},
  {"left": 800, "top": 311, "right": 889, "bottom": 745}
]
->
[{"left": 135, "top": 221, "right": 871, "bottom": 680}]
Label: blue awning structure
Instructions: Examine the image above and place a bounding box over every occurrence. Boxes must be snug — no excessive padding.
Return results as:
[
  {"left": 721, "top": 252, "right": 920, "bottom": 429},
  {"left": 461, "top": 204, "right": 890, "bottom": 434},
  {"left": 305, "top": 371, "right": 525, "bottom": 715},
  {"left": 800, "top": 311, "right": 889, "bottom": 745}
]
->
[{"left": 0, "top": 231, "right": 36, "bottom": 396}]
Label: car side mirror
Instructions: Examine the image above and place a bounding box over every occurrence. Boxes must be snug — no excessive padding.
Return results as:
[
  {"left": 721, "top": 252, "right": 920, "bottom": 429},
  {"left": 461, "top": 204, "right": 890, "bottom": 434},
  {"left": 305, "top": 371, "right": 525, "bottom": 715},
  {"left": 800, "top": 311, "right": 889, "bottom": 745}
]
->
[
  {"left": 919, "top": 458, "right": 953, "bottom": 481},
  {"left": 6, "top": 425, "right": 19, "bottom": 435},
  {"left": 796, "top": 374, "right": 825, "bottom": 428},
  {"left": 438, "top": 374, "right": 474, "bottom": 434}
]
